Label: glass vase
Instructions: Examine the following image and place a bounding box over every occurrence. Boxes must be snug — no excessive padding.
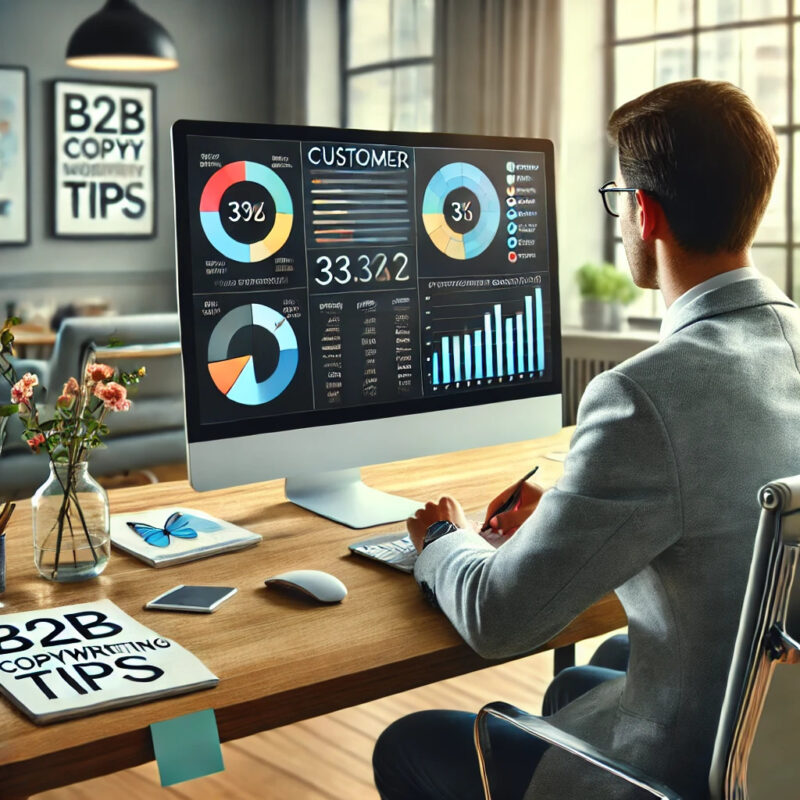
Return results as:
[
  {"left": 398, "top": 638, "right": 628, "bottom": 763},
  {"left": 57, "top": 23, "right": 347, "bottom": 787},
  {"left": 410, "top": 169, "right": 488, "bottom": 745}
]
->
[{"left": 31, "top": 461, "right": 110, "bottom": 582}]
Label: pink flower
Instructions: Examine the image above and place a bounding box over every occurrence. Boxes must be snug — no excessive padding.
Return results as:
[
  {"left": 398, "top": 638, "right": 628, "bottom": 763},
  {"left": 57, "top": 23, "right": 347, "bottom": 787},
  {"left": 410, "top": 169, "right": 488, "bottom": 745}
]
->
[
  {"left": 62, "top": 377, "right": 80, "bottom": 397},
  {"left": 85, "top": 363, "right": 115, "bottom": 383},
  {"left": 93, "top": 381, "right": 131, "bottom": 412},
  {"left": 56, "top": 377, "right": 80, "bottom": 409},
  {"left": 10, "top": 372, "right": 38, "bottom": 405},
  {"left": 27, "top": 432, "right": 45, "bottom": 453}
]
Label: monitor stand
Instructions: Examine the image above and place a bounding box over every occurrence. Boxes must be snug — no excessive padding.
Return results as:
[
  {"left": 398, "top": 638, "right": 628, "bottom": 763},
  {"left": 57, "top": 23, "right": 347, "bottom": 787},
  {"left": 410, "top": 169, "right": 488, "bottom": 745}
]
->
[{"left": 285, "top": 468, "right": 422, "bottom": 529}]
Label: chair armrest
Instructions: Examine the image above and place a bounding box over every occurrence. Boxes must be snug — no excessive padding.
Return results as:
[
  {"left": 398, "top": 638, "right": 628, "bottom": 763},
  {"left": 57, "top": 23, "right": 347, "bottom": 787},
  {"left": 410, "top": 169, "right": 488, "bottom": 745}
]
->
[{"left": 474, "top": 702, "right": 683, "bottom": 800}]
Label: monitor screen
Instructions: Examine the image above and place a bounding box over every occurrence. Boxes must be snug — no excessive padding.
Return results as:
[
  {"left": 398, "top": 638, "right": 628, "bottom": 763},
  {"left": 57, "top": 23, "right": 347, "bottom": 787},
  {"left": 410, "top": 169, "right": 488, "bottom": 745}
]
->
[{"left": 172, "top": 121, "right": 561, "bottom": 525}]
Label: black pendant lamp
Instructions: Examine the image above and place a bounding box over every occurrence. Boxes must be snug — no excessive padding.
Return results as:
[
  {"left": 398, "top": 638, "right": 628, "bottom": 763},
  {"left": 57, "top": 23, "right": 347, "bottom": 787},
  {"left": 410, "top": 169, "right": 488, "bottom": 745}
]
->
[{"left": 66, "top": 0, "right": 178, "bottom": 72}]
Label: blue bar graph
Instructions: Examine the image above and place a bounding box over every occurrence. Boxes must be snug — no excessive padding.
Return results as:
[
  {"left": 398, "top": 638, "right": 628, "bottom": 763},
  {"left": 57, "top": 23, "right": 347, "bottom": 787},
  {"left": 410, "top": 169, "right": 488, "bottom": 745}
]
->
[
  {"left": 429, "top": 291, "right": 546, "bottom": 387},
  {"left": 484, "top": 314, "right": 493, "bottom": 378},
  {"left": 494, "top": 305, "right": 503, "bottom": 377},
  {"left": 525, "top": 295, "right": 534, "bottom": 372},
  {"left": 505, "top": 318, "right": 514, "bottom": 376},
  {"left": 535, "top": 288, "right": 544, "bottom": 372}
]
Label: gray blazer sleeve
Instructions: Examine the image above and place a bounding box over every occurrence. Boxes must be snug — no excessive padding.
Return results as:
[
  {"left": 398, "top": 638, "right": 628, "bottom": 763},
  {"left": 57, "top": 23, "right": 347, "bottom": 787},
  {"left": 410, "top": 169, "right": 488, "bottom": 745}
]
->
[{"left": 413, "top": 369, "right": 683, "bottom": 659}]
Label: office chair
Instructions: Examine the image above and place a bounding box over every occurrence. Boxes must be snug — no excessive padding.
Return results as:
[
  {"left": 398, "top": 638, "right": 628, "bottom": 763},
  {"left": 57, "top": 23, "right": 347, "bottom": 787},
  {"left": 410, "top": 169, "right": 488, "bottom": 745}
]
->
[
  {"left": 0, "top": 314, "right": 185, "bottom": 499},
  {"left": 474, "top": 475, "right": 800, "bottom": 800}
]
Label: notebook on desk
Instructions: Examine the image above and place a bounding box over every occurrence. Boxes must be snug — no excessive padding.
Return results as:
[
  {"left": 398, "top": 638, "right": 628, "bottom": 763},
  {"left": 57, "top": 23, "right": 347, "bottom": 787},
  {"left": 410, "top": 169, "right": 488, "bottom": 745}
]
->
[
  {"left": 110, "top": 506, "right": 261, "bottom": 567},
  {"left": 0, "top": 600, "right": 217, "bottom": 724}
]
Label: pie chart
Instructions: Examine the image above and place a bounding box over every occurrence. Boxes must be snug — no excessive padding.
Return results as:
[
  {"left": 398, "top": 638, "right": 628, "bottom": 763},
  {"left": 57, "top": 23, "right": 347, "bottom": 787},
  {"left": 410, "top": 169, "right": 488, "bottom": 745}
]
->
[
  {"left": 421, "top": 162, "right": 500, "bottom": 259},
  {"left": 207, "top": 304, "right": 298, "bottom": 405},
  {"left": 200, "top": 160, "right": 293, "bottom": 263}
]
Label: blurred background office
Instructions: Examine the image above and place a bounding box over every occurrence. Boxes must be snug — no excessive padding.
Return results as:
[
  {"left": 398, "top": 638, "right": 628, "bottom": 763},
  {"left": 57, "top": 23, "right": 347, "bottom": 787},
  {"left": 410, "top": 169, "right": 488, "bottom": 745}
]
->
[
  {"left": 0, "top": 0, "right": 793, "bottom": 475},
  {"left": 0, "top": 2, "right": 795, "bottom": 798}
]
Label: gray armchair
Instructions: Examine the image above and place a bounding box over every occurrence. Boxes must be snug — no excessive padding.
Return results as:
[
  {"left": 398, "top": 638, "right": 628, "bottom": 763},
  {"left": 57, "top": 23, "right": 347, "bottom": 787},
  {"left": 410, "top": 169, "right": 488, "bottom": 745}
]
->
[
  {"left": 0, "top": 314, "right": 186, "bottom": 499},
  {"left": 475, "top": 475, "right": 800, "bottom": 799}
]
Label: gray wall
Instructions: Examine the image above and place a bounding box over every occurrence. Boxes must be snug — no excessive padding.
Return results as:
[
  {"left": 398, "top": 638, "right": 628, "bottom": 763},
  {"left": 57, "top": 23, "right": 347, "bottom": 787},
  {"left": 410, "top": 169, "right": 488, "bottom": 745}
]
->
[{"left": 0, "top": 0, "right": 271, "bottom": 321}]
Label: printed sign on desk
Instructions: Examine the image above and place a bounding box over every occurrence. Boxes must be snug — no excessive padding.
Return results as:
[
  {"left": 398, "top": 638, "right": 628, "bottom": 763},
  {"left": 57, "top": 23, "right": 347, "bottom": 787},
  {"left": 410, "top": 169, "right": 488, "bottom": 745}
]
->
[
  {"left": 0, "top": 599, "right": 217, "bottom": 724},
  {"left": 53, "top": 80, "right": 155, "bottom": 238}
]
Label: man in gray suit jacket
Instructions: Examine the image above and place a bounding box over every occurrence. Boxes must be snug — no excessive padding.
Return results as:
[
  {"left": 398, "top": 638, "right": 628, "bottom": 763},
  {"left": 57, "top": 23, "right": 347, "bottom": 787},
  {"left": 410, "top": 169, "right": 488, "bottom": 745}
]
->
[{"left": 373, "top": 79, "right": 800, "bottom": 799}]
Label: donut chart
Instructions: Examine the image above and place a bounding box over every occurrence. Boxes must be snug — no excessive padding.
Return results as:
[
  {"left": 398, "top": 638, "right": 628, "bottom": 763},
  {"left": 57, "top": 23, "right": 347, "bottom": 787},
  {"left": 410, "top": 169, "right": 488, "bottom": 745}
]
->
[
  {"left": 200, "top": 161, "right": 293, "bottom": 263},
  {"left": 422, "top": 163, "right": 500, "bottom": 259},
  {"left": 207, "top": 304, "right": 298, "bottom": 405}
]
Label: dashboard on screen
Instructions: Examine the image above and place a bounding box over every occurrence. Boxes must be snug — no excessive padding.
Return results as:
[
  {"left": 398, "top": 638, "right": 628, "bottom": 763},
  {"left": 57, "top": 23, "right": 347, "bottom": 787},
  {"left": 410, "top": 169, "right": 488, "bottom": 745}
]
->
[{"left": 172, "top": 122, "right": 561, "bottom": 446}]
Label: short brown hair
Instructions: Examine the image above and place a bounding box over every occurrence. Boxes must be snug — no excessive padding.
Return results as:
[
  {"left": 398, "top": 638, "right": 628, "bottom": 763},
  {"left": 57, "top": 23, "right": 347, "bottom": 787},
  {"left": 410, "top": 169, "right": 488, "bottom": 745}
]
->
[{"left": 607, "top": 79, "right": 779, "bottom": 254}]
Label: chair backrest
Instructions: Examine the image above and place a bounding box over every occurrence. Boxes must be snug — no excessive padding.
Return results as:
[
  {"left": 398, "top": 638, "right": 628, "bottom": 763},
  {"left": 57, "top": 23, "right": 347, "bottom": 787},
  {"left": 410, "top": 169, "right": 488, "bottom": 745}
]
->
[
  {"left": 709, "top": 475, "right": 800, "bottom": 800},
  {"left": 0, "top": 314, "right": 184, "bottom": 475},
  {"left": 46, "top": 313, "right": 181, "bottom": 399}
]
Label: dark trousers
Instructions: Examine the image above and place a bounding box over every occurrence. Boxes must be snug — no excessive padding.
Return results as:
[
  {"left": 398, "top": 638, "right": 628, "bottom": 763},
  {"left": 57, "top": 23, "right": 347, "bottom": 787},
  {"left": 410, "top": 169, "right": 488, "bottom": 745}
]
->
[{"left": 372, "top": 634, "right": 630, "bottom": 800}]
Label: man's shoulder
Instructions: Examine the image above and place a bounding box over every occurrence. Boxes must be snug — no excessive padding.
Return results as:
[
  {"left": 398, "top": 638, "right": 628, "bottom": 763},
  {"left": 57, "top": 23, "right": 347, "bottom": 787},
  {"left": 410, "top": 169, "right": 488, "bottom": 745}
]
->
[
  {"left": 606, "top": 331, "right": 696, "bottom": 387},
  {"left": 608, "top": 297, "right": 800, "bottom": 391}
]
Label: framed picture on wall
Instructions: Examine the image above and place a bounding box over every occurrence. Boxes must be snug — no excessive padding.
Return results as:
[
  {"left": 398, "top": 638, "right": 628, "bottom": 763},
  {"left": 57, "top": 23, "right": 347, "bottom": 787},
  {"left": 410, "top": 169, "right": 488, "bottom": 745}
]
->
[
  {"left": 53, "top": 79, "right": 156, "bottom": 239},
  {"left": 0, "top": 66, "right": 30, "bottom": 246}
]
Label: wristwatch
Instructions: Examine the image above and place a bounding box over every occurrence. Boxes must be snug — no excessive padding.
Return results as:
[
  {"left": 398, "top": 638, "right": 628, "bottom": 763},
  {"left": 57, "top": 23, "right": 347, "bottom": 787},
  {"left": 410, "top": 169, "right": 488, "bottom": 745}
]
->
[{"left": 422, "top": 520, "right": 458, "bottom": 550}]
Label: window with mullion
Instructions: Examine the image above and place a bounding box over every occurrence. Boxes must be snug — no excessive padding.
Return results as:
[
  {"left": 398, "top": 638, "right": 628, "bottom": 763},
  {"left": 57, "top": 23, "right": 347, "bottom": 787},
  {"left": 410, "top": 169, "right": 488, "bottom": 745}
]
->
[
  {"left": 343, "top": 0, "right": 434, "bottom": 132},
  {"left": 608, "top": 0, "right": 798, "bottom": 316}
]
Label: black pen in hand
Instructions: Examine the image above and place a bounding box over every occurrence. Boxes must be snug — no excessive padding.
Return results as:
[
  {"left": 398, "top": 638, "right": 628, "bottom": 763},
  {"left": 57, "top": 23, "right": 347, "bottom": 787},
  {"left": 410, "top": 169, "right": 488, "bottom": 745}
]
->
[{"left": 480, "top": 466, "right": 540, "bottom": 533}]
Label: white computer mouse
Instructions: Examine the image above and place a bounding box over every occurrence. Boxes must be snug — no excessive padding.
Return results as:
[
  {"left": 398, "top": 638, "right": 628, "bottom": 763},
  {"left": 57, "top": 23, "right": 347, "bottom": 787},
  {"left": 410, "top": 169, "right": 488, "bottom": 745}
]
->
[{"left": 264, "top": 570, "right": 348, "bottom": 604}]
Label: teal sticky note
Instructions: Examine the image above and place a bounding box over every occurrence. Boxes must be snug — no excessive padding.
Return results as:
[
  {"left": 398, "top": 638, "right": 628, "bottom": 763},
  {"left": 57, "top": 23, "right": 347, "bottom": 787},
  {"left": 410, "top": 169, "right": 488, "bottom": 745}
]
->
[{"left": 150, "top": 708, "right": 224, "bottom": 786}]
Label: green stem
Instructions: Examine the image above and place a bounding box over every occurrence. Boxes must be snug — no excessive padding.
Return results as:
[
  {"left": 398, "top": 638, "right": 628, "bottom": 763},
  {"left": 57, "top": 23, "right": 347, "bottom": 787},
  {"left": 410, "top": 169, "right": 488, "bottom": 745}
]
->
[
  {"left": 0, "top": 356, "right": 15, "bottom": 387},
  {"left": 69, "top": 486, "right": 100, "bottom": 564},
  {"left": 50, "top": 465, "right": 72, "bottom": 579},
  {"left": 68, "top": 383, "right": 86, "bottom": 466},
  {"left": 64, "top": 503, "right": 79, "bottom": 570}
]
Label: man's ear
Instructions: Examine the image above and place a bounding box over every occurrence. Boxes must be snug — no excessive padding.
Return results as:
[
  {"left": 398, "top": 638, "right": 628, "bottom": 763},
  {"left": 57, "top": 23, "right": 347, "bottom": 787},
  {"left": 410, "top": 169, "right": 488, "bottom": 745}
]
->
[{"left": 634, "top": 189, "right": 663, "bottom": 241}]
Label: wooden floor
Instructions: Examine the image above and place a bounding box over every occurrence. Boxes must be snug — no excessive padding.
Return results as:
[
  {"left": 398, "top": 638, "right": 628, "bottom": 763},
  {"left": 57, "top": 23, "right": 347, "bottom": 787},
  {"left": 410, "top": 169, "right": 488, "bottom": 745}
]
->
[
  {"left": 32, "top": 631, "right": 623, "bottom": 799},
  {"left": 27, "top": 465, "right": 623, "bottom": 798}
]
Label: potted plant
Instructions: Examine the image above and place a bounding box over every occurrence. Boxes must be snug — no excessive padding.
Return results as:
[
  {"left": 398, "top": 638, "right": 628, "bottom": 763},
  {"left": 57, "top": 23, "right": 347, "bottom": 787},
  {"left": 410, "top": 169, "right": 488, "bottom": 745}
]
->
[
  {"left": 0, "top": 318, "right": 146, "bottom": 582},
  {"left": 576, "top": 262, "right": 639, "bottom": 331}
]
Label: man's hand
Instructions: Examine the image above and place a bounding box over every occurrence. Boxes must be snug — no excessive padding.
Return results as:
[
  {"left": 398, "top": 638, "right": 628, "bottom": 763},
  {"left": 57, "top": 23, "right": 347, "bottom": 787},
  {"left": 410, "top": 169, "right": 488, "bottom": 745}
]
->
[
  {"left": 483, "top": 481, "right": 544, "bottom": 536},
  {"left": 407, "top": 496, "right": 474, "bottom": 553}
]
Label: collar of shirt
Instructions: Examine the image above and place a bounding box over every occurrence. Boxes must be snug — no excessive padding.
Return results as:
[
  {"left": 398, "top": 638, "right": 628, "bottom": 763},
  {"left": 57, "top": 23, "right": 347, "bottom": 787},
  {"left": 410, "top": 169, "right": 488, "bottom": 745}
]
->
[{"left": 659, "top": 266, "right": 761, "bottom": 340}]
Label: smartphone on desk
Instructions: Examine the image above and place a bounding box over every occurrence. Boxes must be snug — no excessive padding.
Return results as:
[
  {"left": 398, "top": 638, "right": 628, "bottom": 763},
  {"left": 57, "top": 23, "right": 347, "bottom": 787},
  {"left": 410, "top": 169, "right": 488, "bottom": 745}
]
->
[{"left": 145, "top": 585, "right": 237, "bottom": 613}]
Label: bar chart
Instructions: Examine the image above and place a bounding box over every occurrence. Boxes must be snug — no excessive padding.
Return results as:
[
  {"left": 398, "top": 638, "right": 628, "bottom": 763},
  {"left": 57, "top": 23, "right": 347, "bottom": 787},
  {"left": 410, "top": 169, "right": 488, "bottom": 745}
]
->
[{"left": 428, "top": 286, "right": 546, "bottom": 388}]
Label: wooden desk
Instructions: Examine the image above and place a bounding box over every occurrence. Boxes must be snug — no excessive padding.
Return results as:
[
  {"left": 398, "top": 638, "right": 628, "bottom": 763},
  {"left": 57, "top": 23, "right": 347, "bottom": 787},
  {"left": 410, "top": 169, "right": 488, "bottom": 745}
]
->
[
  {"left": 9, "top": 328, "right": 181, "bottom": 362},
  {"left": 9, "top": 325, "right": 57, "bottom": 361},
  {"left": 0, "top": 427, "right": 625, "bottom": 798},
  {"left": 94, "top": 342, "right": 182, "bottom": 360}
]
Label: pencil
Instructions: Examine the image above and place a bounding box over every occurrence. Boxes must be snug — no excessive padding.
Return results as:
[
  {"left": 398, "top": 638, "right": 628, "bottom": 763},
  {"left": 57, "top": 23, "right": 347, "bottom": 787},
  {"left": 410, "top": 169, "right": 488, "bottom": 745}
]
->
[
  {"left": 0, "top": 501, "right": 15, "bottom": 535},
  {"left": 480, "top": 466, "right": 539, "bottom": 532}
]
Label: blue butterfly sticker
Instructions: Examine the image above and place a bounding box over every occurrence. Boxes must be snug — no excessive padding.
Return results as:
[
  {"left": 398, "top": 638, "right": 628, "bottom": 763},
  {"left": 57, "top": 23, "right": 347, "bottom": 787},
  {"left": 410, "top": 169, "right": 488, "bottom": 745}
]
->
[{"left": 126, "top": 511, "right": 223, "bottom": 548}]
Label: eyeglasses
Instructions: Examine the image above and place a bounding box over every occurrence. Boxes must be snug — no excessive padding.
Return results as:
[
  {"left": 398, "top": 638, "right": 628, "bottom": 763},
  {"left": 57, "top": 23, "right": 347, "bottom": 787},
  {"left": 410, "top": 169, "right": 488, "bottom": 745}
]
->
[{"left": 599, "top": 180, "right": 637, "bottom": 218}]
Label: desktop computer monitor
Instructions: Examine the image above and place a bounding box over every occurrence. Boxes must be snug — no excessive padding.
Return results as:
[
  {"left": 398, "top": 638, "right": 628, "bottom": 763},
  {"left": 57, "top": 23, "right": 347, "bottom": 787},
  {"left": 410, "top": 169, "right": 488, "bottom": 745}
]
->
[{"left": 171, "top": 121, "right": 562, "bottom": 528}]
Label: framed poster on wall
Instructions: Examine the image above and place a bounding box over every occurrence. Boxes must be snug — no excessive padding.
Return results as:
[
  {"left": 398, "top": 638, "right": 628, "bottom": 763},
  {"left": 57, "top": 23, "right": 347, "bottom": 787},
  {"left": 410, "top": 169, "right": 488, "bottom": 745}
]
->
[
  {"left": 53, "top": 80, "right": 156, "bottom": 239},
  {"left": 0, "top": 66, "right": 29, "bottom": 245}
]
